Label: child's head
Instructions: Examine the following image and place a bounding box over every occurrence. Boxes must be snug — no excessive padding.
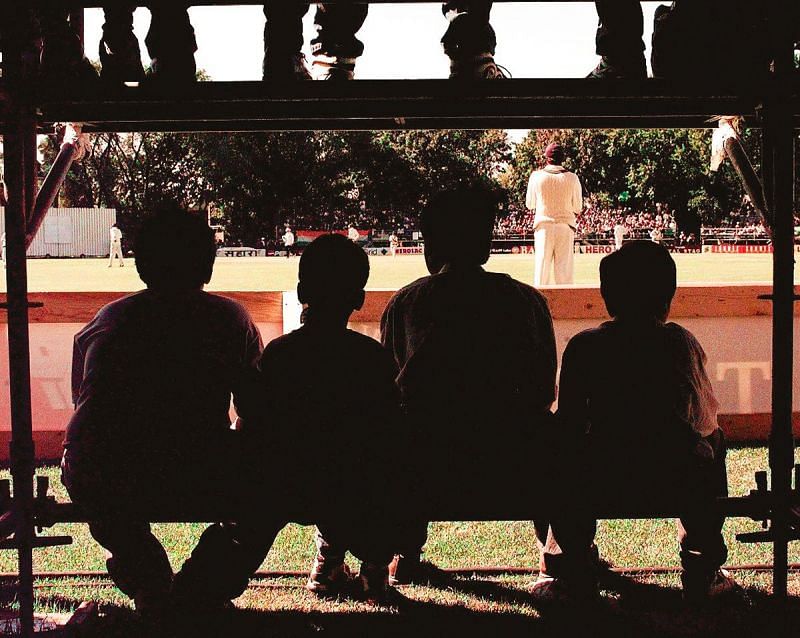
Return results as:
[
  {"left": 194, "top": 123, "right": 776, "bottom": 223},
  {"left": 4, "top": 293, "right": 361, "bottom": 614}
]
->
[
  {"left": 600, "top": 240, "right": 677, "bottom": 321},
  {"left": 420, "top": 187, "right": 498, "bottom": 274},
  {"left": 298, "top": 233, "right": 369, "bottom": 318}
]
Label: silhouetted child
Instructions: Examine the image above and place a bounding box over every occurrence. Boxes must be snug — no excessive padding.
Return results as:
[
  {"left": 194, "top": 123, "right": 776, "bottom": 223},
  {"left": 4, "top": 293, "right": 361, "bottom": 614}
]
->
[
  {"left": 267, "top": 233, "right": 402, "bottom": 601},
  {"left": 535, "top": 240, "right": 736, "bottom": 604},
  {"left": 171, "top": 234, "right": 402, "bottom": 606}
]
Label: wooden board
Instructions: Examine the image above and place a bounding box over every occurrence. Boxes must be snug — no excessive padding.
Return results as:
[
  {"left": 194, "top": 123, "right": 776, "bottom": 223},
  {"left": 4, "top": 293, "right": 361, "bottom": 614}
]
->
[{"left": 0, "top": 285, "right": 780, "bottom": 324}]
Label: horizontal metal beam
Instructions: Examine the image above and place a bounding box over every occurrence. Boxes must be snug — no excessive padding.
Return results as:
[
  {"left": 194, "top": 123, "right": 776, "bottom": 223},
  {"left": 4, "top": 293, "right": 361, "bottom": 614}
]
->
[
  {"left": 29, "top": 0, "right": 655, "bottom": 6},
  {"left": 38, "top": 495, "right": 770, "bottom": 525},
  {"left": 1, "top": 78, "right": 794, "bottom": 133}
]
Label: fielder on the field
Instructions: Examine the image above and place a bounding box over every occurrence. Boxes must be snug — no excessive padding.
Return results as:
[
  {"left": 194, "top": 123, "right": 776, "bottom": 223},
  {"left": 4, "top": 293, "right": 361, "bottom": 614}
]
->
[
  {"left": 526, "top": 143, "right": 583, "bottom": 286},
  {"left": 613, "top": 220, "right": 626, "bottom": 251},
  {"left": 282, "top": 226, "right": 296, "bottom": 258},
  {"left": 388, "top": 232, "right": 399, "bottom": 257},
  {"left": 108, "top": 223, "right": 124, "bottom": 267}
]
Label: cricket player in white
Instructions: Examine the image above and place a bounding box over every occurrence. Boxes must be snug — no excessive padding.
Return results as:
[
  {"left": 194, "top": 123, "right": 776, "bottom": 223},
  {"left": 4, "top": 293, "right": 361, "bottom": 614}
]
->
[
  {"left": 613, "top": 221, "right": 627, "bottom": 251},
  {"left": 526, "top": 142, "right": 583, "bottom": 286},
  {"left": 108, "top": 223, "right": 124, "bottom": 267},
  {"left": 282, "top": 226, "right": 296, "bottom": 258},
  {"left": 347, "top": 225, "right": 360, "bottom": 242}
]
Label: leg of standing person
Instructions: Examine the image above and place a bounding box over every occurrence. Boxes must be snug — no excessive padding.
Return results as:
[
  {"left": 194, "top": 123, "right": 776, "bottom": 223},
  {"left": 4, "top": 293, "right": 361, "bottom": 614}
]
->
[
  {"left": 263, "top": 3, "right": 311, "bottom": 81},
  {"left": 310, "top": 3, "right": 369, "bottom": 80},
  {"left": 100, "top": 5, "right": 146, "bottom": 83},
  {"left": 651, "top": 0, "right": 720, "bottom": 79},
  {"left": 108, "top": 244, "right": 115, "bottom": 267},
  {"left": 441, "top": 1, "right": 505, "bottom": 79},
  {"left": 552, "top": 224, "right": 575, "bottom": 285},
  {"left": 144, "top": 4, "right": 197, "bottom": 83},
  {"left": 38, "top": 8, "right": 98, "bottom": 85},
  {"left": 115, "top": 242, "right": 125, "bottom": 266},
  {"left": 588, "top": 0, "right": 646, "bottom": 79},
  {"left": 534, "top": 224, "right": 554, "bottom": 286}
]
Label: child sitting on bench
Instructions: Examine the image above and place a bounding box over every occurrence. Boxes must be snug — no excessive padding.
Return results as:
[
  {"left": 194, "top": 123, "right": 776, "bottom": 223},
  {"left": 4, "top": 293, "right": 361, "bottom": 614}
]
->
[
  {"left": 534, "top": 240, "right": 737, "bottom": 604},
  {"left": 173, "top": 233, "right": 402, "bottom": 606}
]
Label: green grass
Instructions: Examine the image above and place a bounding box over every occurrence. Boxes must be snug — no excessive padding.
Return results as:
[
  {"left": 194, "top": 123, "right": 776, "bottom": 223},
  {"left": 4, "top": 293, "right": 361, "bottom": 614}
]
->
[
  {"left": 0, "top": 446, "right": 798, "bottom": 638},
  {"left": 3, "top": 252, "right": 791, "bottom": 293}
]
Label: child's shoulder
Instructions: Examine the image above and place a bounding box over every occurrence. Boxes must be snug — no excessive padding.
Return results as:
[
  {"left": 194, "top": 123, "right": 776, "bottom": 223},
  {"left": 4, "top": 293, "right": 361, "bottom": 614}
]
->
[
  {"left": 344, "top": 328, "right": 389, "bottom": 354},
  {"left": 567, "top": 321, "right": 616, "bottom": 345}
]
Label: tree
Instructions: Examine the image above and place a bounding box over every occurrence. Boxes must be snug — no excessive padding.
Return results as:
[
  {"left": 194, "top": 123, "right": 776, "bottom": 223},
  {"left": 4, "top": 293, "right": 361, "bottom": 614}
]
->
[{"left": 507, "top": 127, "right": 770, "bottom": 232}]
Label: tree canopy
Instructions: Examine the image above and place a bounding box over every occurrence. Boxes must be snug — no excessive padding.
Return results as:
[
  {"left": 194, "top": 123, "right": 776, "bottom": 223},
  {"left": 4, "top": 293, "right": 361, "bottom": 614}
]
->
[{"left": 43, "top": 125, "right": 798, "bottom": 242}]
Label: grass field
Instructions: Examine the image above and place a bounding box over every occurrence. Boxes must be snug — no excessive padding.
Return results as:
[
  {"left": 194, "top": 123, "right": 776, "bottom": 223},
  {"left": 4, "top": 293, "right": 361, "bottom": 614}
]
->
[
  {"left": 0, "top": 448, "right": 798, "bottom": 637},
  {"left": 3, "top": 252, "right": 794, "bottom": 293}
]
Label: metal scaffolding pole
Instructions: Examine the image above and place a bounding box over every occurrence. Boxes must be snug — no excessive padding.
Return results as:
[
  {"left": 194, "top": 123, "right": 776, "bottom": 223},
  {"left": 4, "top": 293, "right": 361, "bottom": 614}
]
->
[
  {"left": 2, "top": 15, "right": 38, "bottom": 637},
  {"left": 766, "top": 1, "right": 797, "bottom": 601}
]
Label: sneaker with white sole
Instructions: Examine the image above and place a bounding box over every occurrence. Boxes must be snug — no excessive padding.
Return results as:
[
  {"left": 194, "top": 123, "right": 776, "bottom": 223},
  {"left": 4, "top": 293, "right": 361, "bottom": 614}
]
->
[
  {"left": 449, "top": 53, "right": 510, "bottom": 80},
  {"left": 306, "top": 558, "right": 354, "bottom": 596},
  {"left": 311, "top": 55, "right": 356, "bottom": 81}
]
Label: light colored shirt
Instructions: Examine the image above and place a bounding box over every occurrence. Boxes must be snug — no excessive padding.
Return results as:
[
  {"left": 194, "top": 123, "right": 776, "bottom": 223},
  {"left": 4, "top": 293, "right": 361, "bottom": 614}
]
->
[
  {"left": 710, "top": 119, "right": 739, "bottom": 172},
  {"left": 110, "top": 227, "right": 122, "bottom": 243},
  {"left": 347, "top": 227, "right": 360, "bottom": 242},
  {"left": 525, "top": 165, "right": 583, "bottom": 231},
  {"left": 558, "top": 320, "right": 719, "bottom": 442},
  {"left": 283, "top": 231, "right": 295, "bottom": 247}
]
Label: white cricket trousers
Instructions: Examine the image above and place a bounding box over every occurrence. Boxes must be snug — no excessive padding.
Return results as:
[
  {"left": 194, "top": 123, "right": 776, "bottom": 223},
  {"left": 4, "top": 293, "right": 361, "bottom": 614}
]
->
[
  {"left": 534, "top": 222, "right": 575, "bottom": 286},
  {"left": 109, "top": 241, "right": 124, "bottom": 266}
]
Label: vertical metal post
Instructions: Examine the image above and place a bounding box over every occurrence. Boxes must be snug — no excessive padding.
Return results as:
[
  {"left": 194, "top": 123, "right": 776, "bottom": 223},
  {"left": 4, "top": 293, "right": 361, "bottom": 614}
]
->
[
  {"left": 5, "top": 119, "right": 37, "bottom": 638},
  {"left": 68, "top": 9, "right": 85, "bottom": 54},
  {"left": 2, "top": 11, "right": 37, "bottom": 637},
  {"left": 766, "top": 0, "right": 796, "bottom": 601}
]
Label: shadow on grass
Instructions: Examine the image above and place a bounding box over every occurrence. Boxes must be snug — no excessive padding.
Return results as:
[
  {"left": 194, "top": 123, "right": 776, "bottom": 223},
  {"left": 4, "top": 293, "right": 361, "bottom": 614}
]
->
[{"left": 24, "top": 581, "right": 800, "bottom": 638}]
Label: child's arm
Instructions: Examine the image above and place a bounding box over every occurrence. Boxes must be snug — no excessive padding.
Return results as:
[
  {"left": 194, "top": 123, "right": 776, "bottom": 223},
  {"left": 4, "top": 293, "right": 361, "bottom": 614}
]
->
[{"left": 555, "top": 336, "right": 592, "bottom": 437}]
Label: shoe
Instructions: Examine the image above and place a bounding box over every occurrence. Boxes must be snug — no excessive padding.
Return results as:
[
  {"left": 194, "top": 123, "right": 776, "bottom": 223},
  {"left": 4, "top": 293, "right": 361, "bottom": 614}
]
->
[
  {"left": 449, "top": 53, "right": 510, "bottom": 80},
  {"left": 681, "top": 568, "right": 741, "bottom": 604},
  {"left": 311, "top": 55, "right": 356, "bottom": 81},
  {"left": 306, "top": 558, "right": 354, "bottom": 596},
  {"left": 587, "top": 56, "right": 647, "bottom": 80},
  {"left": 99, "top": 34, "right": 146, "bottom": 84},
  {"left": 146, "top": 55, "right": 197, "bottom": 86},
  {"left": 388, "top": 556, "right": 451, "bottom": 586},
  {"left": 530, "top": 574, "right": 599, "bottom": 605},
  {"left": 263, "top": 53, "right": 312, "bottom": 82},
  {"left": 356, "top": 562, "right": 405, "bottom": 606}
]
